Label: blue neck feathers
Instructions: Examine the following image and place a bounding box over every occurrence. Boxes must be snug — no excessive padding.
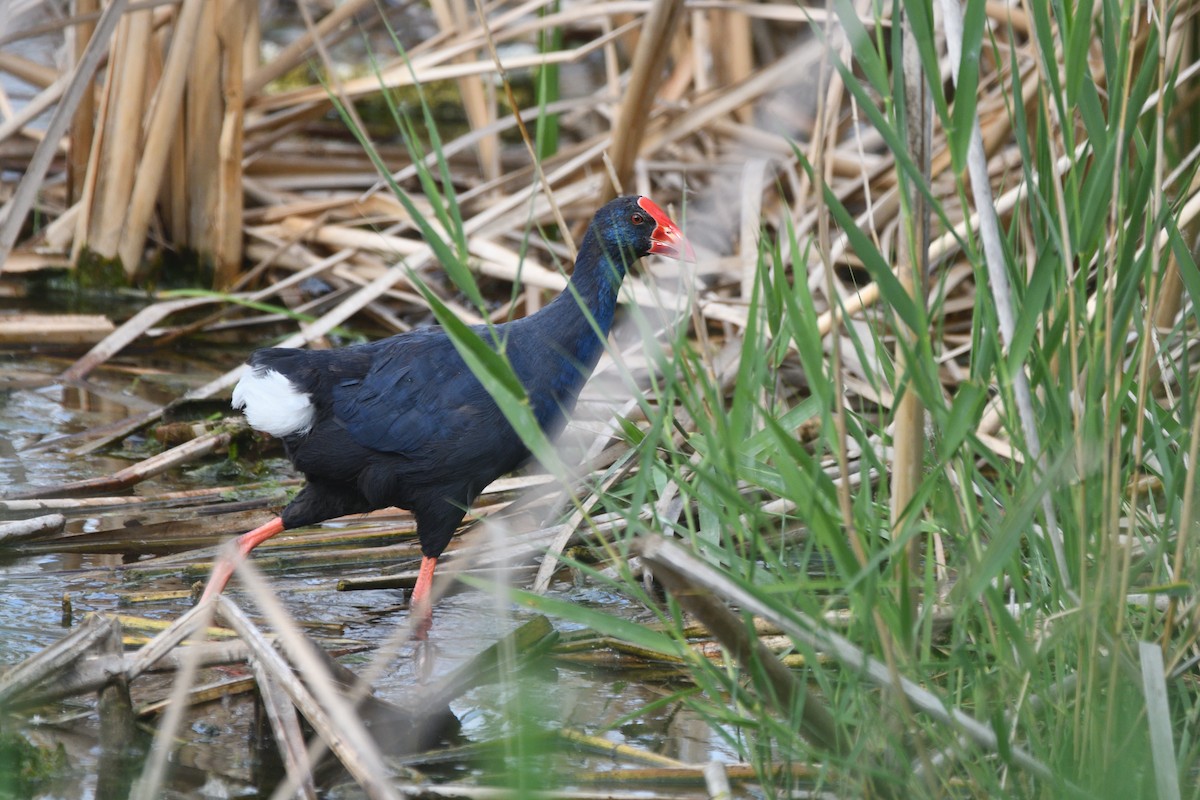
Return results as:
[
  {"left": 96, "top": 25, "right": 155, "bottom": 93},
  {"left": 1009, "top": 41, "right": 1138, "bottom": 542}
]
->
[{"left": 512, "top": 227, "right": 635, "bottom": 427}]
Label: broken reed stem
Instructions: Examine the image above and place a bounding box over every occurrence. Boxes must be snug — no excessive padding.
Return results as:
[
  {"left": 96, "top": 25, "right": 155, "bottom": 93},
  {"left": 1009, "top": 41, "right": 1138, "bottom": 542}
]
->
[
  {"left": 637, "top": 538, "right": 851, "bottom": 762},
  {"left": 216, "top": 585, "right": 404, "bottom": 800},
  {"left": 635, "top": 535, "right": 1067, "bottom": 789},
  {"left": 251, "top": 665, "right": 320, "bottom": 800},
  {"left": 0, "top": 614, "right": 115, "bottom": 707},
  {"left": 0, "top": 513, "right": 66, "bottom": 545},
  {"left": 60, "top": 295, "right": 217, "bottom": 381},
  {"left": 96, "top": 619, "right": 136, "bottom": 800},
  {"left": 4, "top": 430, "right": 234, "bottom": 500}
]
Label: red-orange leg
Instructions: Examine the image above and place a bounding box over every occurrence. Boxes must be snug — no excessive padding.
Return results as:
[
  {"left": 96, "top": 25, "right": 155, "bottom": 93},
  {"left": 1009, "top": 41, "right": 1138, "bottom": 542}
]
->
[
  {"left": 199, "top": 516, "right": 285, "bottom": 603},
  {"left": 410, "top": 555, "right": 438, "bottom": 639}
]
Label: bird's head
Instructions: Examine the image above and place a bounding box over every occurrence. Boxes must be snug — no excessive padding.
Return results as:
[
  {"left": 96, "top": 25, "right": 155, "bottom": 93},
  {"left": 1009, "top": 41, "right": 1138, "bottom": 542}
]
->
[{"left": 591, "top": 196, "right": 695, "bottom": 271}]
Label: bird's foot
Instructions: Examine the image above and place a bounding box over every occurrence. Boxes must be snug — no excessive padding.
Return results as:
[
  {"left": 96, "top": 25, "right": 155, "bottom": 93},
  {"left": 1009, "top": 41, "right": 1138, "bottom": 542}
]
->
[
  {"left": 411, "top": 601, "right": 438, "bottom": 681},
  {"left": 415, "top": 639, "right": 439, "bottom": 683}
]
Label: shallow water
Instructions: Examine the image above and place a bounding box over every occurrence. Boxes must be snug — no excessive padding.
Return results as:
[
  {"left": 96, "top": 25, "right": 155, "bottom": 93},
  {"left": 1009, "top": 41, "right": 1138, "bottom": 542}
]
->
[{"left": 0, "top": 350, "right": 741, "bottom": 799}]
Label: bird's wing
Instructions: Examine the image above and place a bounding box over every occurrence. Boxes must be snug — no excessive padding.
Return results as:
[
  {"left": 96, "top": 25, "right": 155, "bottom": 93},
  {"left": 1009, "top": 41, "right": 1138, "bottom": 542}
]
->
[{"left": 330, "top": 329, "right": 503, "bottom": 461}]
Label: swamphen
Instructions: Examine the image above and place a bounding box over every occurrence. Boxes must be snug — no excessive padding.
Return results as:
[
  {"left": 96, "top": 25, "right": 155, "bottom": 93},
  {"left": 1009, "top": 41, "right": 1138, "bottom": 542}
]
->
[{"left": 201, "top": 196, "right": 691, "bottom": 634}]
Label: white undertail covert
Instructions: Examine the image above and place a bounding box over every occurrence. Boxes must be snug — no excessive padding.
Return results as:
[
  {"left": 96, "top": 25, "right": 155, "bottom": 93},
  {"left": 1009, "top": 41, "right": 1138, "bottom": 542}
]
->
[{"left": 232, "top": 367, "right": 315, "bottom": 438}]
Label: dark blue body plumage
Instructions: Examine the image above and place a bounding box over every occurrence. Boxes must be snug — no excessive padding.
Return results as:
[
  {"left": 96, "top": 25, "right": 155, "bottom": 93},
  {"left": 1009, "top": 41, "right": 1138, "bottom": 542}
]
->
[{"left": 230, "top": 196, "right": 689, "bottom": 570}]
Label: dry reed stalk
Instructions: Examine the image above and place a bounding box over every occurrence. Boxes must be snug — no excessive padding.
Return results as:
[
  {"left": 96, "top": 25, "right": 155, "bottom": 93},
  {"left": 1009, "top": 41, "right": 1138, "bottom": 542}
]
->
[
  {"left": 710, "top": 6, "right": 753, "bottom": 123},
  {"left": 244, "top": 0, "right": 374, "bottom": 96},
  {"left": 213, "top": 0, "right": 247, "bottom": 288},
  {"left": 556, "top": 727, "right": 690, "bottom": 768},
  {"left": 68, "top": 0, "right": 98, "bottom": 205},
  {"left": 602, "top": 0, "right": 686, "bottom": 203},
  {"left": 646, "top": 43, "right": 812, "bottom": 161},
  {"left": 9, "top": 643, "right": 255, "bottom": 714},
  {"left": 69, "top": 21, "right": 112, "bottom": 264},
  {"left": 0, "top": 479, "right": 296, "bottom": 518},
  {"left": 86, "top": 6, "right": 150, "bottom": 257},
  {"left": 161, "top": 28, "right": 187, "bottom": 249},
  {"left": 573, "top": 762, "right": 814, "bottom": 785},
  {"left": 0, "top": 51, "right": 62, "bottom": 89},
  {"left": 116, "top": 0, "right": 206, "bottom": 276},
  {"left": 134, "top": 675, "right": 258, "bottom": 718},
  {"left": 181, "top": 0, "right": 223, "bottom": 264},
  {"left": 248, "top": 16, "right": 631, "bottom": 111},
  {"left": 430, "top": 0, "right": 498, "bottom": 180},
  {"left": 0, "top": 312, "right": 114, "bottom": 344},
  {"left": 0, "top": 73, "right": 66, "bottom": 144}
]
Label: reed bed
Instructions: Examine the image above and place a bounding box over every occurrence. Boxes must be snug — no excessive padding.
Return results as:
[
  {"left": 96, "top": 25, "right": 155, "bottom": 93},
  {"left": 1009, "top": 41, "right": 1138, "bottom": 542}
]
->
[{"left": 2, "top": 0, "right": 1200, "bottom": 797}]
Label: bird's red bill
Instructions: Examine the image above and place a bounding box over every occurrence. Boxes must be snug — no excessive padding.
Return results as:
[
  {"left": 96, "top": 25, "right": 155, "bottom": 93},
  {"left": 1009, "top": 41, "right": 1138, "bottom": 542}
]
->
[{"left": 639, "top": 196, "right": 696, "bottom": 261}]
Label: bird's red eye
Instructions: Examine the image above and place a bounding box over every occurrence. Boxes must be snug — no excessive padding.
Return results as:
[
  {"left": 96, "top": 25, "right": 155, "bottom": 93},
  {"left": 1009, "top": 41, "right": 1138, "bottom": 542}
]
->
[{"left": 631, "top": 212, "right": 646, "bottom": 225}]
